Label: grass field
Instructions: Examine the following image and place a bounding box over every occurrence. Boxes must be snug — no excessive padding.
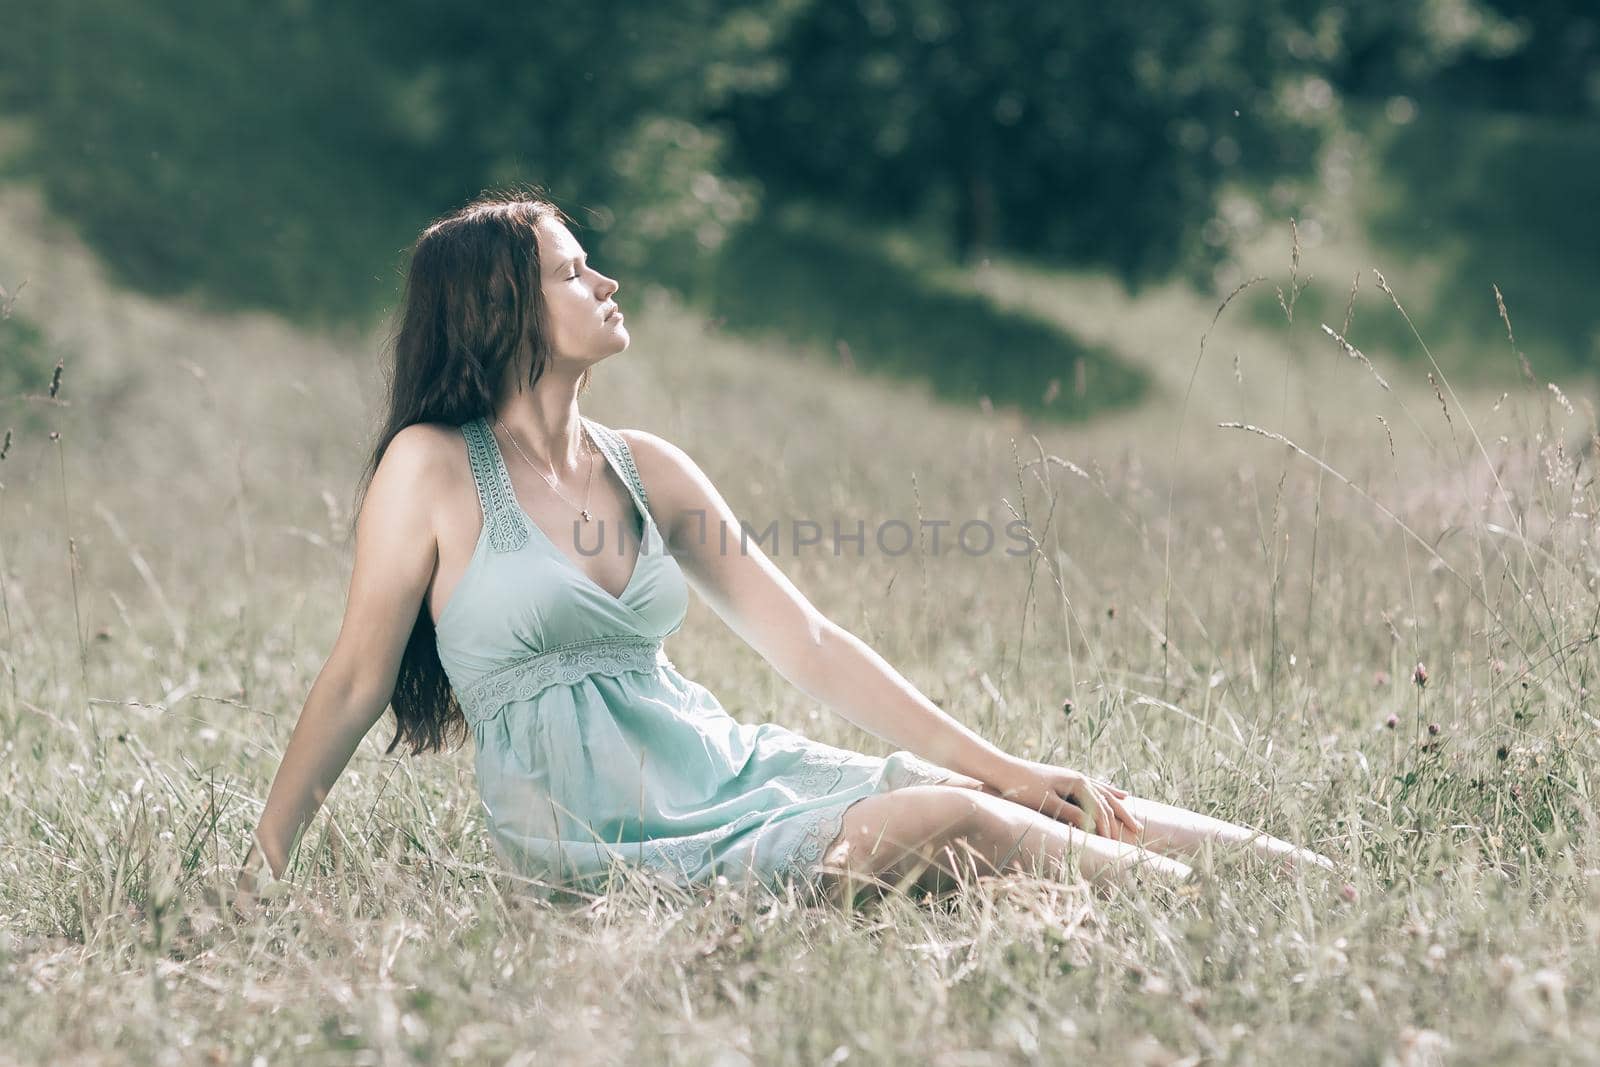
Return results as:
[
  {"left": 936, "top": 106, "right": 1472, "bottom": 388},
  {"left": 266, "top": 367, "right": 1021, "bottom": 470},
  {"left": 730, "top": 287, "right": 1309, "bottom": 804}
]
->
[{"left": 3, "top": 169, "right": 1600, "bottom": 1065}]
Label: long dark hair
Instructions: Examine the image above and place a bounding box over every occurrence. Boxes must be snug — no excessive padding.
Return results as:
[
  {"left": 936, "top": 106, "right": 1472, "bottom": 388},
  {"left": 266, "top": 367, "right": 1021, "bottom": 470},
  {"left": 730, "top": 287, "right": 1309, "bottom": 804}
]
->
[{"left": 352, "top": 187, "right": 594, "bottom": 756}]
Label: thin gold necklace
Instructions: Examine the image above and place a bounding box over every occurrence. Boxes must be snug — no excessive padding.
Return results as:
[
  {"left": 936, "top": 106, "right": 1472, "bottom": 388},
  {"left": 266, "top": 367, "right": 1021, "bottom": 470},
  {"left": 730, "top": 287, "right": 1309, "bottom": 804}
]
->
[{"left": 495, "top": 416, "right": 597, "bottom": 522}]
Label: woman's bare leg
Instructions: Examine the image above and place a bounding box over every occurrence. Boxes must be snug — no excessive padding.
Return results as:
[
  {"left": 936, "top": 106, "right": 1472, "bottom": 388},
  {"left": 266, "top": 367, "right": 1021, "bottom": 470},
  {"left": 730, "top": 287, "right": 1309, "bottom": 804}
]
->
[
  {"left": 1096, "top": 793, "right": 1335, "bottom": 873},
  {"left": 815, "top": 784, "right": 1192, "bottom": 907},
  {"left": 933, "top": 769, "right": 1333, "bottom": 874}
]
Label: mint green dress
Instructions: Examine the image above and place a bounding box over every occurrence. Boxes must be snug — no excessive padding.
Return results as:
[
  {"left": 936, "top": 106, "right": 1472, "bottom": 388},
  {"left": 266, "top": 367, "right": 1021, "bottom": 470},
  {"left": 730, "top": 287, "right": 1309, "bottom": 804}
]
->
[{"left": 434, "top": 415, "right": 954, "bottom": 899}]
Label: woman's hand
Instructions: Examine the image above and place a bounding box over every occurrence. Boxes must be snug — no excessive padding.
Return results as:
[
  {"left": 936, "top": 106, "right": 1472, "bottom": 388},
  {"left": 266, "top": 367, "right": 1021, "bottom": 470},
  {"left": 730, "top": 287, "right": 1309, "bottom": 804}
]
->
[
  {"left": 230, "top": 864, "right": 263, "bottom": 922},
  {"left": 229, "top": 843, "right": 287, "bottom": 922},
  {"left": 982, "top": 756, "right": 1142, "bottom": 839}
]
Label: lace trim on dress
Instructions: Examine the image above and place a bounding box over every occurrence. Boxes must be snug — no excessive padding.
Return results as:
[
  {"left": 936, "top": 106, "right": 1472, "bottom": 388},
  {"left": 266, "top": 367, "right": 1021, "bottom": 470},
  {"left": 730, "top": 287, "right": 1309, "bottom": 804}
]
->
[
  {"left": 582, "top": 419, "right": 652, "bottom": 517},
  {"left": 632, "top": 808, "right": 772, "bottom": 881},
  {"left": 457, "top": 635, "right": 670, "bottom": 725},
  {"left": 462, "top": 417, "right": 530, "bottom": 554}
]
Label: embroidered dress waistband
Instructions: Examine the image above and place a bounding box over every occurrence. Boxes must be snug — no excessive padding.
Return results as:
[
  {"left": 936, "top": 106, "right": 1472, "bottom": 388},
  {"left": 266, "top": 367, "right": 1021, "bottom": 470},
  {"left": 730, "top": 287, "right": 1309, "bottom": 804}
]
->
[{"left": 457, "top": 635, "right": 672, "bottom": 725}]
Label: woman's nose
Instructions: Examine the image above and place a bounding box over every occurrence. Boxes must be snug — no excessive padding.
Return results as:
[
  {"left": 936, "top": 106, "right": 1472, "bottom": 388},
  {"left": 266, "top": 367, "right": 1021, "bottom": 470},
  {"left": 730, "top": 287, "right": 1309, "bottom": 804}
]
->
[{"left": 597, "top": 273, "right": 619, "bottom": 299}]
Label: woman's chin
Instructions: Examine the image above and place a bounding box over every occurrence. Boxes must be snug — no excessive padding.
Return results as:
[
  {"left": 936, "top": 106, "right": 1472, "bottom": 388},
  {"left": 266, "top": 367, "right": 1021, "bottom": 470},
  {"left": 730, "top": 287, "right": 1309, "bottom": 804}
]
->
[{"left": 590, "top": 337, "right": 629, "bottom": 366}]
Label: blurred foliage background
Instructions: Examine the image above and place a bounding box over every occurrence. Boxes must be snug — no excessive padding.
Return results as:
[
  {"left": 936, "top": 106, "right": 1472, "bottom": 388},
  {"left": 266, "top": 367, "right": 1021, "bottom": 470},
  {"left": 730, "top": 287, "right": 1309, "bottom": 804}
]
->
[{"left": 0, "top": 0, "right": 1594, "bottom": 419}]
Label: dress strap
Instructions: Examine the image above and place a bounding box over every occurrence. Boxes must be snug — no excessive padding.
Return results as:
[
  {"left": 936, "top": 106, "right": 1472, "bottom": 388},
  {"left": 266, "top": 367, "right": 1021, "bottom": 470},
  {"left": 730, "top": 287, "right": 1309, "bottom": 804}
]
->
[
  {"left": 461, "top": 416, "right": 530, "bottom": 553},
  {"left": 582, "top": 417, "right": 653, "bottom": 522}
]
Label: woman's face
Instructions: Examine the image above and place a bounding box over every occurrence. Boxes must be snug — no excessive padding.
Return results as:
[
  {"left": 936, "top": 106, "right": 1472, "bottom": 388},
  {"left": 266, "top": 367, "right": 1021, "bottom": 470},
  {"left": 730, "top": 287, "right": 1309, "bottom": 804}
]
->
[{"left": 537, "top": 218, "right": 628, "bottom": 365}]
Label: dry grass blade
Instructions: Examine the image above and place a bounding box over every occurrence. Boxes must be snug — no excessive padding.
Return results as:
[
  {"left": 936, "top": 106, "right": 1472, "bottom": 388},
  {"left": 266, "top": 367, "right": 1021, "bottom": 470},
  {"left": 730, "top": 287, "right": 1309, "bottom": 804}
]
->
[
  {"left": 1216, "top": 420, "right": 1530, "bottom": 663},
  {"left": 1320, "top": 323, "right": 1390, "bottom": 391},
  {"left": 92, "top": 501, "right": 188, "bottom": 653}
]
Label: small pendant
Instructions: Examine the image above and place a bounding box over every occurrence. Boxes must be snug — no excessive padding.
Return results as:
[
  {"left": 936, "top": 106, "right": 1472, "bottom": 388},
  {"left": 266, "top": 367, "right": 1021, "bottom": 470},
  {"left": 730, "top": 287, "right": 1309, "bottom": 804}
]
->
[{"left": 580, "top": 509, "right": 592, "bottom": 522}]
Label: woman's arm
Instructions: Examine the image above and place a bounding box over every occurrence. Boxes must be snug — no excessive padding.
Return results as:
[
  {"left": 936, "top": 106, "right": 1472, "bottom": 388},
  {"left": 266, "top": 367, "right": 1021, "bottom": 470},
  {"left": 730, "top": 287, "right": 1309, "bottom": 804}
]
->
[
  {"left": 236, "top": 425, "right": 445, "bottom": 900},
  {"left": 622, "top": 430, "right": 1018, "bottom": 785},
  {"left": 780, "top": 621, "right": 1018, "bottom": 784}
]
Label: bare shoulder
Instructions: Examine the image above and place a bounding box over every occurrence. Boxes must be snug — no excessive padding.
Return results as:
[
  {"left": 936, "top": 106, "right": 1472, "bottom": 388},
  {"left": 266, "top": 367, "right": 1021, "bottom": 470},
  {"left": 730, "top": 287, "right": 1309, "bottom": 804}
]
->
[
  {"left": 387, "top": 419, "right": 463, "bottom": 457},
  {"left": 616, "top": 429, "right": 721, "bottom": 540},
  {"left": 375, "top": 422, "right": 464, "bottom": 485},
  {"left": 364, "top": 421, "right": 469, "bottom": 525},
  {"left": 617, "top": 427, "right": 692, "bottom": 473},
  {"left": 617, "top": 427, "right": 717, "bottom": 492}
]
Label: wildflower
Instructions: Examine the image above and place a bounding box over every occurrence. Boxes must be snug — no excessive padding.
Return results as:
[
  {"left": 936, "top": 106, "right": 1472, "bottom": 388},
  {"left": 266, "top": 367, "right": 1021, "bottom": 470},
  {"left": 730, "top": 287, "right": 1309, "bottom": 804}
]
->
[
  {"left": 1062, "top": 698, "right": 1075, "bottom": 717},
  {"left": 1428, "top": 722, "right": 1440, "bottom": 736},
  {"left": 1340, "top": 883, "right": 1359, "bottom": 903},
  {"left": 1385, "top": 714, "right": 1398, "bottom": 729},
  {"left": 1497, "top": 744, "right": 1509, "bottom": 761},
  {"left": 1413, "top": 662, "right": 1428, "bottom": 688}
]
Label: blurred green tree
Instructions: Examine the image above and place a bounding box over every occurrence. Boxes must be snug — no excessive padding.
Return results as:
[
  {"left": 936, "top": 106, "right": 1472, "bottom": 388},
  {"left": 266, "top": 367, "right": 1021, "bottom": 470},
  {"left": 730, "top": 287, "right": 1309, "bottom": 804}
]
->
[
  {"left": 0, "top": 0, "right": 791, "bottom": 322},
  {"left": 714, "top": 1, "right": 1337, "bottom": 282},
  {"left": 1428, "top": 0, "right": 1598, "bottom": 115},
  {"left": 0, "top": 1, "right": 430, "bottom": 321},
  {"left": 0, "top": 0, "right": 1584, "bottom": 329}
]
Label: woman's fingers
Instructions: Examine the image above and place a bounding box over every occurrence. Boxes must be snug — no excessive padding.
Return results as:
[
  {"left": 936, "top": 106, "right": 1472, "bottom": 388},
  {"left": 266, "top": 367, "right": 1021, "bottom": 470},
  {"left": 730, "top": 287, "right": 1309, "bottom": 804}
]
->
[
  {"left": 1023, "top": 766, "right": 1138, "bottom": 839},
  {"left": 1060, "top": 793, "right": 1096, "bottom": 834},
  {"left": 1093, "top": 776, "right": 1130, "bottom": 799},
  {"left": 1043, "top": 789, "right": 1094, "bottom": 833},
  {"left": 1096, "top": 790, "right": 1118, "bottom": 839},
  {"left": 229, "top": 890, "right": 258, "bottom": 924},
  {"left": 1107, "top": 792, "right": 1144, "bottom": 835},
  {"left": 1069, "top": 781, "right": 1113, "bottom": 838}
]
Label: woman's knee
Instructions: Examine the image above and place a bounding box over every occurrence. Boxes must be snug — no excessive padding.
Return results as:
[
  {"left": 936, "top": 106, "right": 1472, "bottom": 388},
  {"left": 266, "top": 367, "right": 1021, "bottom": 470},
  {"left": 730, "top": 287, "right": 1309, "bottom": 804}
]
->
[
  {"left": 821, "top": 784, "right": 991, "bottom": 882},
  {"left": 856, "top": 784, "right": 988, "bottom": 846}
]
